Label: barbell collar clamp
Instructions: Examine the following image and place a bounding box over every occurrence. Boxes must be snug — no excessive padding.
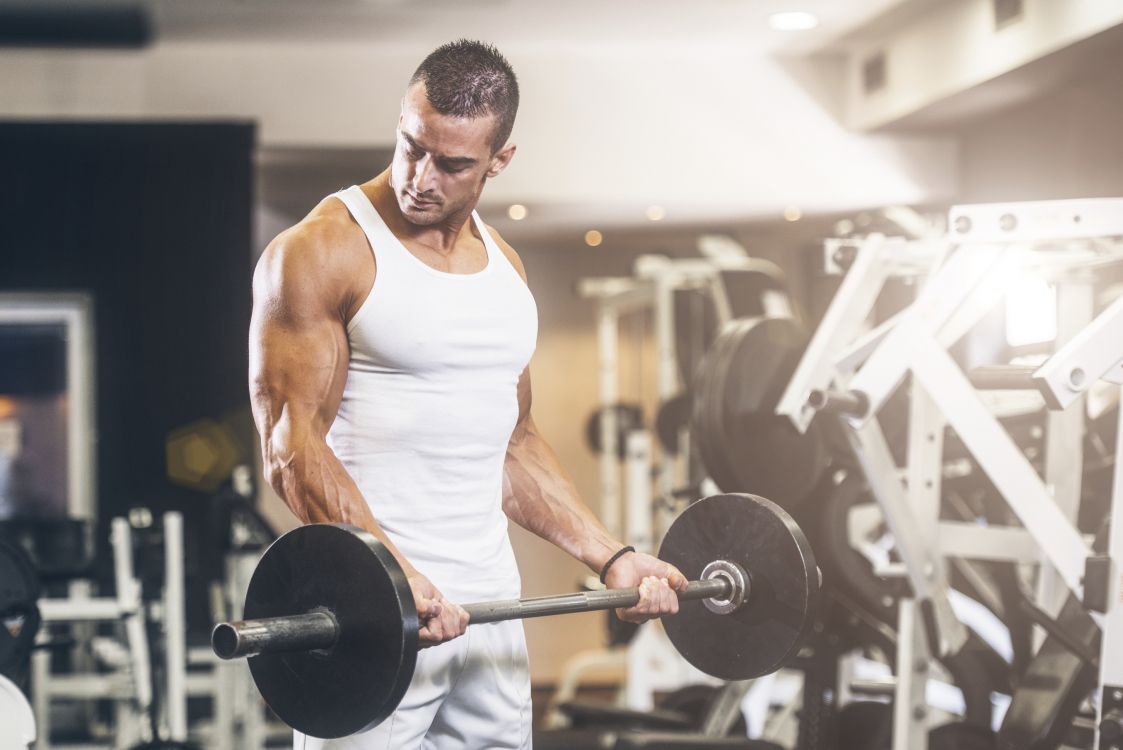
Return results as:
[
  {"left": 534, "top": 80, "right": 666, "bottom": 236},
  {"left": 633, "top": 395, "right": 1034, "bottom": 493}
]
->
[{"left": 700, "top": 560, "right": 750, "bottom": 615}]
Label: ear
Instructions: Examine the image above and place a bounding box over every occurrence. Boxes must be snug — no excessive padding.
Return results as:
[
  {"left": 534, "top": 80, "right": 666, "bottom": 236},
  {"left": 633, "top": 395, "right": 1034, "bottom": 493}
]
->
[{"left": 486, "top": 142, "right": 517, "bottom": 178}]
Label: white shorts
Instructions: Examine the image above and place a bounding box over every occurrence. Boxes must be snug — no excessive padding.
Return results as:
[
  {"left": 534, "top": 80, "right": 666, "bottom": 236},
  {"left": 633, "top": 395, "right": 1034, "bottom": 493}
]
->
[{"left": 294, "top": 620, "right": 532, "bottom": 750}]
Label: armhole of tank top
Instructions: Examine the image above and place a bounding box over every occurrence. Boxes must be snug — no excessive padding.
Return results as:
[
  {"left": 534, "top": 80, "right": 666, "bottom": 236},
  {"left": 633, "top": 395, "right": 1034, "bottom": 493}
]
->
[{"left": 330, "top": 191, "right": 383, "bottom": 335}]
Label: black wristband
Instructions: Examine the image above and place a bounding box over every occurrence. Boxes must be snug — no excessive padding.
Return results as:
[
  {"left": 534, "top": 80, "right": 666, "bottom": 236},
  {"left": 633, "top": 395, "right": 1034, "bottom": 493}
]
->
[{"left": 599, "top": 546, "right": 635, "bottom": 585}]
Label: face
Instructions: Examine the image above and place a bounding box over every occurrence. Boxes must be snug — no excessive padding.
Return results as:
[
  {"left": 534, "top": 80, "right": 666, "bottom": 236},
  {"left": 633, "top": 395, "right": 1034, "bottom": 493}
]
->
[{"left": 390, "top": 82, "right": 516, "bottom": 227}]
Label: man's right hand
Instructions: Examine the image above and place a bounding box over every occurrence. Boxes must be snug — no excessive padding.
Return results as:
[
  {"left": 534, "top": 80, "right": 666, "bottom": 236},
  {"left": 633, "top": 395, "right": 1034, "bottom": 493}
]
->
[{"left": 407, "top": 570, "right": 469, "bottom": 647}]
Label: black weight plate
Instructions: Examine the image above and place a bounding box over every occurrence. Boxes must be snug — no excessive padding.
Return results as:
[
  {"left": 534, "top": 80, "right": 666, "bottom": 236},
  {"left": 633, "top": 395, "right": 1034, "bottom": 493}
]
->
[
  {"left": 585, "top": 403, "right": 645, "bottom": 461},
  {"left": 244, "top": 524, "right": 417, "bottom": 739},
  {"left": 722, "top": 267, "right": 791, "bottom": 320},
  {"left": 658, "top": 493, "right": 817, "bottom": 679},
  {"left": 689, "top": 327, "right": 719, "bottom": 483},
  {"left": 655, "top": 392, "right": 692, "bottom": 455},
  {"left": 929, "top": 722, "right": 997, "bottom": 750},
  {"left": 0, "top": 541, "right": 40, "bottom": 610},
  {"left": 673, "top": 287, "right": 719, "bottom": 387},
  {"left": 719, "top": 317, "right": 827, "bottom": 508},
  {"left": 697, "top": 319, "right": 755, "bottom": 492},
  {"left": 689, "top": 324, "right": 721, "bottom": 484},
  {"left": 705, "top": 318, "right": 750, "bottom": 489},
  {"left": 820, "top": 473, "right": 896, "bottom": 625},
  {"left": 0, "top": 541, "right": 41, "bottom": 679},
  {"left": 704, "top": 320, "right": 747, "bottom": 491},
  {"left": 837, "top": 700, "right": 891, "bottom": 750}
]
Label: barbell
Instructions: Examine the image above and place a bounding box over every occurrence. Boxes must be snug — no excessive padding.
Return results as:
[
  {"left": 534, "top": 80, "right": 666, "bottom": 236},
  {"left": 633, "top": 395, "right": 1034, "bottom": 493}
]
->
[{"left": 211, "top": 493, "right": 819, "bottom": 739}]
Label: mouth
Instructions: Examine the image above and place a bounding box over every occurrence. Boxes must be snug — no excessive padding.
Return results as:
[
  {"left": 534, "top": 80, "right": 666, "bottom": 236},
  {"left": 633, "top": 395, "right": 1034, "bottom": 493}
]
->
[{"left": 405, "top": 191, "right": 439, "bottom": 209}]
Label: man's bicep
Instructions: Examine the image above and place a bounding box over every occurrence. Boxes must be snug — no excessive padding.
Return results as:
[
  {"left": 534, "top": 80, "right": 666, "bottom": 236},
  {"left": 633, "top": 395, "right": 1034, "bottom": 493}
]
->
[{"left": 249, "top": 243, "right": 350, "bottom": 440}]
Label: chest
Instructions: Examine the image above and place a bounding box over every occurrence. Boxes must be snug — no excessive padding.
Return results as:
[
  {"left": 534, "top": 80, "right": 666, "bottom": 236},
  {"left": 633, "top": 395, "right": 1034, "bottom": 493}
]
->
[
  {"left": 399, "top": 236, "right": 489, "bottom": 275},
  {"left": 350, "top": 267, "right": 538, "bottom": 379}
]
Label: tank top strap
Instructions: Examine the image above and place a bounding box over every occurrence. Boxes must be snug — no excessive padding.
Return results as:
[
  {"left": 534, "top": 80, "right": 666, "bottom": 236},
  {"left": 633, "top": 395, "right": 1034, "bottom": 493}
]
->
[
  {"left": 332, "top": 185, "right": 407, "bottom": 268},
  {"left": 470, "top": 211, "right": 520, "bottom": 278}
]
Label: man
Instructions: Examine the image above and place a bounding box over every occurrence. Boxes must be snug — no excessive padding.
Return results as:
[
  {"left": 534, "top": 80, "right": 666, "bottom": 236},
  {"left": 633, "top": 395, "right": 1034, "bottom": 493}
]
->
[{"left": 249, "top": 40, "right": 686, "bottom": 749}]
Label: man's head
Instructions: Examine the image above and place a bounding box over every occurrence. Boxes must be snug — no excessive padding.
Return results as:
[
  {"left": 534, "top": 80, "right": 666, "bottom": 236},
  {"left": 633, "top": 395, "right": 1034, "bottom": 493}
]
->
[{"left": 391, "top": 40, "right": 519, "bottom": 226}]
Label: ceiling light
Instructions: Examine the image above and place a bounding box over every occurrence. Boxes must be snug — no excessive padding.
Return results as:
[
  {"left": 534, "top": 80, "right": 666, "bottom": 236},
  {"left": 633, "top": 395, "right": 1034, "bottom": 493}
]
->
[
  {"left": 784, "top": 206, "right": 802, "bottom": 222},
  {"left": 646, "top": 205, "right": 665, "bottom": 221},
  {"left": 769, "top": 11, "right": 819, "bottom": 31},
  {"left": 507, "top": 204, "right": 527, "bottom": 221},
  {"left": 585, "top": 230, "right": 603, "bottom": 247}
]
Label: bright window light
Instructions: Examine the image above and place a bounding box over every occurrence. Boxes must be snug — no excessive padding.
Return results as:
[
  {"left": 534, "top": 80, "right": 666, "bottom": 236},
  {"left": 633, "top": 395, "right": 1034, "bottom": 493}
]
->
[
  {"left": 1005, "top": 276, "right": 1057, "bottom": 347},
  {"left": 769, "top": 11, "right": 819, "bottom": 31}
]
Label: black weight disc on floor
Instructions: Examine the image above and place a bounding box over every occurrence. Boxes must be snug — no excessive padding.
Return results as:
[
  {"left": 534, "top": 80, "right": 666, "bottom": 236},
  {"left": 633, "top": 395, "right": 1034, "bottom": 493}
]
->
[
  {"left": 658, "top": 493, "right": 818, "bottom": 679},
  {"left": 244, "top": 524, "right": 418, "bottom": 739}
]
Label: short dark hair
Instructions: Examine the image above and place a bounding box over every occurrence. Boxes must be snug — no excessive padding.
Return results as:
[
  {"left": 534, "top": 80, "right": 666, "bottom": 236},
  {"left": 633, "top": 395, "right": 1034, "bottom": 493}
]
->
[{"left": 409, "top": 39, "right": 519, "bottom": 153}]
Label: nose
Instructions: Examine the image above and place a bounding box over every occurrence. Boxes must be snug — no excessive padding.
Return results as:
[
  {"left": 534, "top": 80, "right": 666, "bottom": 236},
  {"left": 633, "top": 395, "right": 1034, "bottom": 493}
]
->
[{"left": 412, "top": 154, "right": 437, "bottom": 195}]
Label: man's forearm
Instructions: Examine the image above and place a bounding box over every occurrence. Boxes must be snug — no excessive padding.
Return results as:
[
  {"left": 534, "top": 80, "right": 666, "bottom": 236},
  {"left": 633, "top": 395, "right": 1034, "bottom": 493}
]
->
[
  {"left": 264, "top": 431, "right": 420, "bottom": 576},
  {"left": 502, "top": 418, "right": 621, "bottom": 573}
]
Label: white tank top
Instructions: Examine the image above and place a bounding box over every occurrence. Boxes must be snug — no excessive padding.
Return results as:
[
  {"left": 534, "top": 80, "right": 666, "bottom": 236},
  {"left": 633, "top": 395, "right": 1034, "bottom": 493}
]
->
[{"left": 327, "top": 186, "right": 538, "bottom": 602}]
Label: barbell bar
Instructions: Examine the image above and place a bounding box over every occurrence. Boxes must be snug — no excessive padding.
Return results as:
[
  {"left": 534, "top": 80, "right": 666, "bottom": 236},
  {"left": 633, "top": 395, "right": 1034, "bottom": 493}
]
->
[{"left": 213, "top": 574, "right": 745, "bottom": 660}]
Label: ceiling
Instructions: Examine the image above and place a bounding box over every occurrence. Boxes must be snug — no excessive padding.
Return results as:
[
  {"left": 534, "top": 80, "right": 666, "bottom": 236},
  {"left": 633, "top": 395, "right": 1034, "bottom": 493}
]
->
[
  {"left": 151, "top": 0, "right": 917, "bottom": 54},
  {"left": 9, "top": 0, "right": 1114, "bottom": 235}
]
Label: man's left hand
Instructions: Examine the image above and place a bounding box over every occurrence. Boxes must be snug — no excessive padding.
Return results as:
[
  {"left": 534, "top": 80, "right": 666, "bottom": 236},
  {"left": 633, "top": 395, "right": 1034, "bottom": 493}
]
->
[{"left": 603, "top": 551, "right": 688, "bottom": 624}]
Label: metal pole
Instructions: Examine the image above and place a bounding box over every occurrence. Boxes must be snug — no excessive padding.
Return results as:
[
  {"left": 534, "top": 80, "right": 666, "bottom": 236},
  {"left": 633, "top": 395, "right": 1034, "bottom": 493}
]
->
[
  {"left": 464, "top": 577, "right": 731, "bottom": 624},
  {"left": 213, "top": 611, "right": 340, "bottom": 659},
  {"left": 112, "top": 518, "right": 154, "bottom": 729},
  {"left": 968, "top": 364, "right": 1038, "bottom": 390},
  {"left": 653, "top": 273, "right": 678, "bottom": 512},
  {"left": 1094, "top": 384, "right": 1123, "bottom": 747},
  {"left": 1037, "top": 280, "right": 1093, "bottom": 623},
  {"left": 598, "top": 304, "right": 622, "bottom": 539},
  {"left": 625, "top": 431, "right": 654, "bottom": 554},
  {"left": 213, "top": 577, "right": 736, "bottom": 659},
  {"left": 163, "top": 512, "right": 188, "bottom": 740}
]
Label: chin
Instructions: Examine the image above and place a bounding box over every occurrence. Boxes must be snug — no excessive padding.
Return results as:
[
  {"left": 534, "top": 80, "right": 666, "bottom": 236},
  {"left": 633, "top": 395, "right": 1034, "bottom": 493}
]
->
[{"left": 401, "top": 206, "right": 443, "bottom": 226}]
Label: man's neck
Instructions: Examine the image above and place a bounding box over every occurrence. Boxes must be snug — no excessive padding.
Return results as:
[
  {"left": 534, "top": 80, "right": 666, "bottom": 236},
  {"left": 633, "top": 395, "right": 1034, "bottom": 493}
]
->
[{"left": 365, "top": 171, "right": 479, "bottom": 256}]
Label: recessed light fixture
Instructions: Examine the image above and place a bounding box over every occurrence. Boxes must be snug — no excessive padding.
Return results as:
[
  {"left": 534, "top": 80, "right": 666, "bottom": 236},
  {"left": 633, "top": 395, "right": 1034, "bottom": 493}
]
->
[
  {"left": 585, "top": 230, "right": 603, "bottom": 247},
  {"left": 784, "top": 206, "right": 803, "bottom": 222},
  {"left": 507, "top": 204, "right": 528, "bottom": 221},
  {"left": 769, "top": 11, "right": 819, "bottom": 31},
  {"left": 646, "top": 205, "right": 665, "bottom": 221}
]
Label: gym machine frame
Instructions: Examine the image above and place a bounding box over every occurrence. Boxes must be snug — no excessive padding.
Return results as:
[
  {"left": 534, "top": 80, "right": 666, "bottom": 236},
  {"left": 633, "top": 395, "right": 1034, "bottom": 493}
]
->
[
  {"left": 776, "top": 197, "right": 1123, "bottom": 750},
  {"left": 31, "top": 513, "right": 189, "bottom": 749}
]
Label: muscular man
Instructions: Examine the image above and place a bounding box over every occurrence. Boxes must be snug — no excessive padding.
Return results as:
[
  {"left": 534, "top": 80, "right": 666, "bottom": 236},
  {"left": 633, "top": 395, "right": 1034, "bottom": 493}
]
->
[{"left": 250, "top": 40, "right": 686, "bottom": 748}]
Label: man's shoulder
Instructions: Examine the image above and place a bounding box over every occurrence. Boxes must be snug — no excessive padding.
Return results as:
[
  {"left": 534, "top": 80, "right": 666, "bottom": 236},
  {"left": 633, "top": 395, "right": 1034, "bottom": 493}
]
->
[
  {"left": 254, "top": 199, "right": 372, "bottom": 307},
  {"left": 260, "top": 199, "right": 369, "bottom": 277},
  {"left": 482, "top": 222, "right": 528, "bottom": 283}
]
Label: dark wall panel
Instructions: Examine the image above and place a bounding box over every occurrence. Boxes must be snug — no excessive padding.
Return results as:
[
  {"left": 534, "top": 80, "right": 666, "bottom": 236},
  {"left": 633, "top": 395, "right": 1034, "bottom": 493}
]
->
[{"left": 0, "top": 122, "right": 255, "bottom": 625}]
